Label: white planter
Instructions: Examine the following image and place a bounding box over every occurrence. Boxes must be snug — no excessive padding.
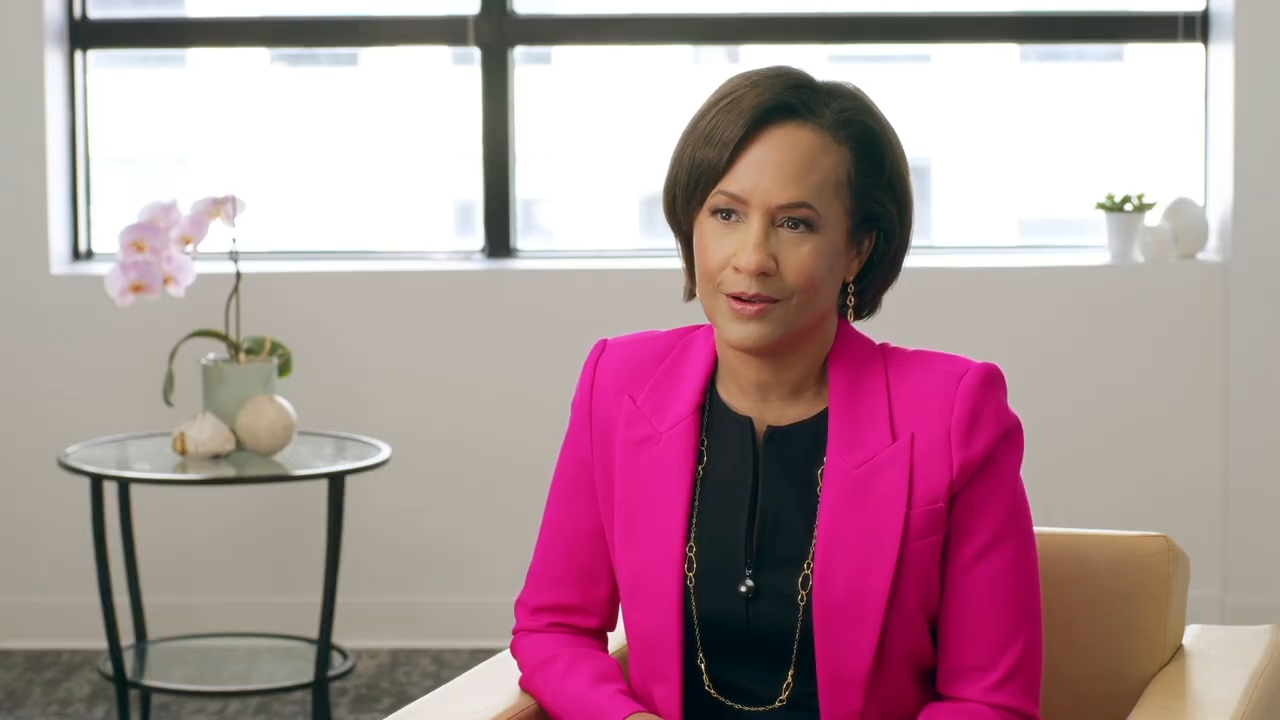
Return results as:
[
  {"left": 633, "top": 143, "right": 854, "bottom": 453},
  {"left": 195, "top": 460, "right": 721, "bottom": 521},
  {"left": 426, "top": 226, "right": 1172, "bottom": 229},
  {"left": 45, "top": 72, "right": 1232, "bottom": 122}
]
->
[
  {"left": 201, "top": 354, "right": 278, "bottom": 431},
  {"left": 1104, "top": 211, "right": 1147, "bottom": 263}
]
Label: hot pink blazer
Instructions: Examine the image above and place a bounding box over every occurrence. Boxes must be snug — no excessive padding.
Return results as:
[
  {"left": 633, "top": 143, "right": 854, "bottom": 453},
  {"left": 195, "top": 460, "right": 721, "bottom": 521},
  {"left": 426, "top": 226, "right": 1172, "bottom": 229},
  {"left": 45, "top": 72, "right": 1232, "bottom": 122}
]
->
[{"left": 512, "top": 323, "right": 1043, "bottom": 720}]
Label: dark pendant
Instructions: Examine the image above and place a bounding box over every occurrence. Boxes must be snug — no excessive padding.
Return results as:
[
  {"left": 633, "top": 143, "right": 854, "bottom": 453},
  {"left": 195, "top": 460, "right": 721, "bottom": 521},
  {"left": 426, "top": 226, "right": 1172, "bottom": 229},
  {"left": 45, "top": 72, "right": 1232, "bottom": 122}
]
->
[{"left": 738, "top": 577, "right": 756, "bottom": 598}]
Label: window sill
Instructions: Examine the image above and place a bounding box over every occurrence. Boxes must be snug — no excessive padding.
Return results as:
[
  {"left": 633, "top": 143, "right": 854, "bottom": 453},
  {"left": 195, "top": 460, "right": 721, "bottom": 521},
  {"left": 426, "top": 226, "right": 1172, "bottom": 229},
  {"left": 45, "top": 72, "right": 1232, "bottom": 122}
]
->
[{"left": 51, "top": 246, "right": 1223, "bottom": 277}]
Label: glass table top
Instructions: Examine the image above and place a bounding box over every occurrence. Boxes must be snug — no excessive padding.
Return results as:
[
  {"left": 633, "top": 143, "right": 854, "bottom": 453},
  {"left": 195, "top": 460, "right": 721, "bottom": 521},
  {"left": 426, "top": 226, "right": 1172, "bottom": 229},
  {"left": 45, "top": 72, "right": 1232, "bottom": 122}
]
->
[
  {"left": 99, "top": 633, "right": 353, "bottom": 694},
  {"left": 58, "top": 430, "right": 390, "bottom": 484}
]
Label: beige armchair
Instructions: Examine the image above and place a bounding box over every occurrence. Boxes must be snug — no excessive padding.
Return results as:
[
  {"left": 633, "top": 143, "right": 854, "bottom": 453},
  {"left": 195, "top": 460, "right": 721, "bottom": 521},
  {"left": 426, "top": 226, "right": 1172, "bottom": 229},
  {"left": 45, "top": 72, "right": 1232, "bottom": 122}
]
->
[{"left": 393, "top": 529, "right": 1280, "bottom": 719}]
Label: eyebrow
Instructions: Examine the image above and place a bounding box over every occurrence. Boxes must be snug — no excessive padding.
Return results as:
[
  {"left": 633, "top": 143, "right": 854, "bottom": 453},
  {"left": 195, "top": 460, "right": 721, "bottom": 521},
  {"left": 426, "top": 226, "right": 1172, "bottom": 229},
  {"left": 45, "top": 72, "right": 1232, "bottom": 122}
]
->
[{"left": 711, "top": 189, "right": 822, "bottom": 217}]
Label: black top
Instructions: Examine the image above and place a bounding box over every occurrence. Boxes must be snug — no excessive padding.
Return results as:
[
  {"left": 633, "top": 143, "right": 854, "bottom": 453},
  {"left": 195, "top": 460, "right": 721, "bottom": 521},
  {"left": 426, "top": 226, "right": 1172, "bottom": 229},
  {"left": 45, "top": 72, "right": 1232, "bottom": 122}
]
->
[{"left": 683, "top": 384, "right": 828, "bottom": 719}]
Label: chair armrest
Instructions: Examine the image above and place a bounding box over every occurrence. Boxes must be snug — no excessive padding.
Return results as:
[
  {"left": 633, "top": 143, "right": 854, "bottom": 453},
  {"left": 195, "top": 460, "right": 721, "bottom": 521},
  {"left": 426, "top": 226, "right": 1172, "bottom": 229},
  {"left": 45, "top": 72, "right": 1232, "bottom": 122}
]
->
[
  {"left": 1128, "top": 624, "right": 1280, "bottom": 720},
  {"left": 384, "top": 631, "right": 629, "bottom": 720},
  {"left": 383, "top": 646, "right": 540, "bottom": 720}
]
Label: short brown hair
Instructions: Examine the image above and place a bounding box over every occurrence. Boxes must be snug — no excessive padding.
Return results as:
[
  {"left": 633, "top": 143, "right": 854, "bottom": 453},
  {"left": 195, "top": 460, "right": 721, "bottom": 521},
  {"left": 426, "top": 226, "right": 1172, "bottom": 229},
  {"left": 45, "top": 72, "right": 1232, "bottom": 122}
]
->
[{"left": 662, "top": 65, "right": 913, "bottom": 321}]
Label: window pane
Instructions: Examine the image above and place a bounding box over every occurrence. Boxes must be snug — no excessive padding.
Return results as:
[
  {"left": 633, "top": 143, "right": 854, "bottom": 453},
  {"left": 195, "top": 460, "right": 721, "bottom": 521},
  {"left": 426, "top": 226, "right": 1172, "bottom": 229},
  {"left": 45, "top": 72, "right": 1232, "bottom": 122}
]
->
[
  {"left": 512, "top": 44, "right": 1204, "bottom": 253},
  {"left": 85, "top": 47, "right": 482, "bottom": 255},
  {"left": 88, "top": 0, "right": 479, "bottom": 19},
  {"left": 514, "top": 0, "right": 1204, "bottom": 13}
]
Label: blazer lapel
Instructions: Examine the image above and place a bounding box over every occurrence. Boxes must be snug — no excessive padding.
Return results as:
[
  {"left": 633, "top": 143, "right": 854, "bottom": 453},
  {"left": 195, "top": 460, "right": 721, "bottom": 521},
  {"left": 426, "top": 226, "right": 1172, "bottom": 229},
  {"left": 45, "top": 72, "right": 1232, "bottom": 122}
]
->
[
  {"left": 814, "top": 323, "right": 913, "bottom": 719},
  {"left": 615, "top": 325, "right": 717, "bottom": 719}
]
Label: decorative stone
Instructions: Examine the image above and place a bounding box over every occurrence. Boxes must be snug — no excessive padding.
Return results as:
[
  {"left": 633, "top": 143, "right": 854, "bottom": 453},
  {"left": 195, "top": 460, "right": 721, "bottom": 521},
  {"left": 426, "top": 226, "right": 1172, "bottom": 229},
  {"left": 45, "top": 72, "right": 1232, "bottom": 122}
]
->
[
  {"left": 233, "top": 394, "right": 298, "bottom": 457},
  {"left": 172, "top": 410, "right": 237, "bottom": 459}
]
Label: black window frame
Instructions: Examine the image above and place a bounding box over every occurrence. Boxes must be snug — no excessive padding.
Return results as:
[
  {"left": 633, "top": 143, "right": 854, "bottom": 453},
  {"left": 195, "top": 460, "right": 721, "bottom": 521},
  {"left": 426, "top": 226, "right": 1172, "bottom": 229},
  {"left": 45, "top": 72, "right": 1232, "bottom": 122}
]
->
[{"left": 67, "top": 0, "right": 1207, "bottom": 260}]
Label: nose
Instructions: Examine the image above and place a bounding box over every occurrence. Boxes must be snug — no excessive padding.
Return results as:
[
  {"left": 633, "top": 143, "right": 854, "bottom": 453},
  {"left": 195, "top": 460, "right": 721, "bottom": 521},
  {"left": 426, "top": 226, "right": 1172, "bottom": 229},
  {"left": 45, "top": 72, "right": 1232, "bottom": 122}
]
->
[{"left": 731, "top": 218, "right": 777, "bottom": 277}]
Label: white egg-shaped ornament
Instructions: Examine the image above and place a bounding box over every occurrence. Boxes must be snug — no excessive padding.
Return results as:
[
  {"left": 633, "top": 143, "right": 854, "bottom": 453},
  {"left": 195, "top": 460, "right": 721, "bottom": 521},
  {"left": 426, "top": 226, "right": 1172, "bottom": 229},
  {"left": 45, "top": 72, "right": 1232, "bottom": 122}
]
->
[
  {"left": 234, "top": 394, "right": 298, "bottom": 456},
  {"left": 1160, "top": 197, "right": 1210, "bottom": 259},
  {"left": 1140, "top": 221, "right": 1176, "bottom": 263}
]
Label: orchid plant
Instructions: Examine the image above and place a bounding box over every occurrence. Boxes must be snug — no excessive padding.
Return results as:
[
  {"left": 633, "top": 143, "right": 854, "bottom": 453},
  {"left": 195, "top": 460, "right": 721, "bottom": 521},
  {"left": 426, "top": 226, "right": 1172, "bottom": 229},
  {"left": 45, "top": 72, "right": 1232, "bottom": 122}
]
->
[{"left": 104, "top": 195, "right": 293, "bottom": 408}]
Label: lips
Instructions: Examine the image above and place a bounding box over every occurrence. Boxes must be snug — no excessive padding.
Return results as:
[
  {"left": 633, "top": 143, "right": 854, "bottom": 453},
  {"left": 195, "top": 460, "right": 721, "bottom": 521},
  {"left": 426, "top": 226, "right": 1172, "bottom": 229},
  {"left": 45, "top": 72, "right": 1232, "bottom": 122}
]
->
[
  {"left": 728, "top": 293, "right": 779, "bottom": 305},
  {"left": 726, "top": 292, "right": 781, "bottom": 317}
]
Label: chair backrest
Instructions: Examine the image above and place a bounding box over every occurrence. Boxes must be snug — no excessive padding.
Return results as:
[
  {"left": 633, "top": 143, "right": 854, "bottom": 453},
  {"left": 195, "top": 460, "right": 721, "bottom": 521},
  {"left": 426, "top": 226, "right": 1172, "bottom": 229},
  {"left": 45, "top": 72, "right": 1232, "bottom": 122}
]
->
[{"left": 1035, "top": 528, "right": 1189, "bottom": 720}]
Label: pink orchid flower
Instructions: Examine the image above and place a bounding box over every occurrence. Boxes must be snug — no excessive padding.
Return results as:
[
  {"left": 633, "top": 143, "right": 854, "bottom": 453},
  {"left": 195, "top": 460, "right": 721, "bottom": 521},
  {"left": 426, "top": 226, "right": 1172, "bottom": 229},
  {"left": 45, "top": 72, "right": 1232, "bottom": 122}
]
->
[
  {"left": 118, "top": 221, "right": 169, "bottom": 260},
  {"left": 171, "top": 213, "right": 211, "bottom": 252},
  {"left": 137, "top": 200, "right": 182, "bottom": 230},
  {"left": 104, "top": 259, "right": 164, "bottom": 307},
  {"left": 191, "top": 195, "right": 247, "bottom": 228},
  {"left": 160, "top": 246, "right": 197, "bottom": 297}
]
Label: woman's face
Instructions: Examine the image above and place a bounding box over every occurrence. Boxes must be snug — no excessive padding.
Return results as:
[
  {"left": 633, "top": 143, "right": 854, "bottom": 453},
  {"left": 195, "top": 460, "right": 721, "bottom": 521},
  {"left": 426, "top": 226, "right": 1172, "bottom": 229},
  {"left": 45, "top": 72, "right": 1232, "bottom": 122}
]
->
[{"left": 693, "top": 121, "right": 866, "bottom": 357}]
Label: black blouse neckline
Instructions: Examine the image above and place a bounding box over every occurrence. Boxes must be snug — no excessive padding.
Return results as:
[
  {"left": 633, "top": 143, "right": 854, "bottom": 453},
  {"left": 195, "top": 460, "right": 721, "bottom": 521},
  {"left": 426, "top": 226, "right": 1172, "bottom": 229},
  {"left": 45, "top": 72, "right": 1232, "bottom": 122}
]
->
[
  {"left": 708, "top": 381, "right": 829, "bottom": 436},
  {"left": 683, "top": 381, "right": 829, "bottom": 719}
]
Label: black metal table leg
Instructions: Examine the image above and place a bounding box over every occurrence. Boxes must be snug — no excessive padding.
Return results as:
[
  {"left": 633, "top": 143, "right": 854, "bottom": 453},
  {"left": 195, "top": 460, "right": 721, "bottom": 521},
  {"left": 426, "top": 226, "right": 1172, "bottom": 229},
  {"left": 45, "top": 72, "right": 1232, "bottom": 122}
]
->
[
  {"left": 91, "top": 477, "right": 131, "bottom": 720},
  {"left": 118, "top": 484, "right": 151, "bottom": 720},
  {"left": 313, "top": 475, "right": 347, "bottom": 720}
]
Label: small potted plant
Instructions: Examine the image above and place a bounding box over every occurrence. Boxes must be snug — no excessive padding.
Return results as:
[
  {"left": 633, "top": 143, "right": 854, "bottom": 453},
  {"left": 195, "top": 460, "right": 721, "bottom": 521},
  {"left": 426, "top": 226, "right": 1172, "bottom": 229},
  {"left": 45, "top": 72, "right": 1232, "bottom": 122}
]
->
[
  {"left": 1095, "top": 192, "right": 1157, "bottom": 263},
  {"left": 104, "top": 196, "right": 293, "bottom": 431}
]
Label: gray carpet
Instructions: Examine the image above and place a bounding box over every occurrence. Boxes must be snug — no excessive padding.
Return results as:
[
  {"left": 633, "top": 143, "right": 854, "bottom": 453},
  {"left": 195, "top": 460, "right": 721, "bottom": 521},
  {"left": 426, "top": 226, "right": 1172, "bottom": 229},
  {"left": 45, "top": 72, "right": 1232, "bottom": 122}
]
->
[{"left": 0, "top": 649, "right": 496, "bottom": 720}]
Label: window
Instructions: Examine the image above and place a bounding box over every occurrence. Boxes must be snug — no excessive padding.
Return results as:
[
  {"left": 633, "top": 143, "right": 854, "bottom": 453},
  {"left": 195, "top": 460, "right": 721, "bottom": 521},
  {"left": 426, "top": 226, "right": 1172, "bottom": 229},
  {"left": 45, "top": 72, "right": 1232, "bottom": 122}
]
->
[
  {"left": 693, "top": 46, "right": 742, "bottom": 66},
  {"left": 89, "top": 49, "right": 187, "bottom": 70},
  {"left": 454, "top": 200, "right": 480, "bottom": 241},
  {"left": 514, "top": 1, "right": 1205, "bottom": 11},
  {"left": 87, "top": 0, "right": 479, "bottom": 18},
  {"left": 829, "top": 49, "right": 933, "bottom": 65},
  {"left": 451, "top": 48, "right": 479, "bottom": 67},
  {"left": 1020, "top": 45, "right": 1126, "bottom": 63},
  {"left": 81, "top": 46, "right": 483, "bottom": 256},
  {"left": 1018, "top": 218, "right": 1105, "bottom": 243},
  {"left": 518, "top": 199, "right": 556, "bottom": 248},
  {"left": 639, "top": 193, "right": 669, "bottom": 243},
  {"left": 89, "top": 0, "right": 185, "bottom": 18},
  {"left": 911, "top": 161, "right": 934, "bottom": 245},
  {"left": 268, "top": 49, "right": 361, "bottom": 68},
  {"left": 69, "top": 2, "right": 1207, "bottom": 259},
  {"left": 514, "top": 47, "right": 554, "bottom": 66}
]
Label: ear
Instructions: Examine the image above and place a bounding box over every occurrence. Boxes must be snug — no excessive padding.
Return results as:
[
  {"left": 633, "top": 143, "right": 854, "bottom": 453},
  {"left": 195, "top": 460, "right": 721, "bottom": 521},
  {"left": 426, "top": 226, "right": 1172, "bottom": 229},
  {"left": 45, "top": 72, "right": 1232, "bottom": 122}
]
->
[{"left": 845, "top": 228, "right": 875, "bottom": 281}]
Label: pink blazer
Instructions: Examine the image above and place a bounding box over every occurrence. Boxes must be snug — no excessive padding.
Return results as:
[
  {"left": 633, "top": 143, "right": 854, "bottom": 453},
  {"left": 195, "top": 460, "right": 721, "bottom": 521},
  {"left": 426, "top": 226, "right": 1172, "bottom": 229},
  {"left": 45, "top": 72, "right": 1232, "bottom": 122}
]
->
[{"left": 512, "top": 323, "right": 1043, "bottom": 720}]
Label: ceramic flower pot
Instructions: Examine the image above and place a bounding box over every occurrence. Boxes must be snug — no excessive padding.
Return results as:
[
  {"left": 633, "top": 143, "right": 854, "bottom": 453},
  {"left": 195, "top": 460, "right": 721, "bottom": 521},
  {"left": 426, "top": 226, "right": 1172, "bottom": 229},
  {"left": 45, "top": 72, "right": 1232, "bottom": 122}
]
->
[
  {"left": 201, "top": 354, "right": 278, "bottom": 432},
  {"left": 1104, "top": 211, "right": 1147, "bottom": 263}
]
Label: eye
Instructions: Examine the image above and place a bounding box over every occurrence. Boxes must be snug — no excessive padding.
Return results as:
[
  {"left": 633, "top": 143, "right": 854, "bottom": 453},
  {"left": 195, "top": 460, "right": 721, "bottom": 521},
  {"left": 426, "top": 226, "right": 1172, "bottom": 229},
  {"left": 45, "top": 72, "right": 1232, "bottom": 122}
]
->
[
  {"left": 780, "top": 217, "right": 814, "bottom": 232},
  {"left": 710, "top": 207, "right": 739, "bottom": 223}
]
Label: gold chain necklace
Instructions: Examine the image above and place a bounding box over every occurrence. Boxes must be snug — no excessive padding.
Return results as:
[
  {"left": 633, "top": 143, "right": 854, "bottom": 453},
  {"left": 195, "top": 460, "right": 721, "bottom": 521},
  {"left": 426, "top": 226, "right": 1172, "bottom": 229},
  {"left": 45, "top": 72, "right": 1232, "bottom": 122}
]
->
[{"left": 685, "top": 391, "right": 825, "bottom": 712}]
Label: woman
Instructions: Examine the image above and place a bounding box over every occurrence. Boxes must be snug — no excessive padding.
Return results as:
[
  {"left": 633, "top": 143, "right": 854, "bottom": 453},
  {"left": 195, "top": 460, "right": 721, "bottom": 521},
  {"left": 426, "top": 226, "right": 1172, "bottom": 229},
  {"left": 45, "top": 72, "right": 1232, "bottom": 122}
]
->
[{"left": 510, "top": 65, "right": 1042, "bottom": 720}]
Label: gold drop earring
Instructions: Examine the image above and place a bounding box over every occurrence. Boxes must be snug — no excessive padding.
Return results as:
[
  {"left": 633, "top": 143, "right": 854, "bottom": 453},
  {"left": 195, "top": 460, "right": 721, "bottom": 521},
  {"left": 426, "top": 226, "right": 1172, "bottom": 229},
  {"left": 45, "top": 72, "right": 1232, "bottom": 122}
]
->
[{"left": 845, "top": 282, "right": 856, "bottom": 325}]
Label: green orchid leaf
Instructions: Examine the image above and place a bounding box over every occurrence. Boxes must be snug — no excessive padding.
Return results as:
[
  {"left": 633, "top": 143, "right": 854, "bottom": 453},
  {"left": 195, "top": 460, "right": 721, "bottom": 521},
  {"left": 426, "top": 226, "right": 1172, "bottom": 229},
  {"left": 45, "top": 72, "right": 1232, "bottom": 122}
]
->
[
  {"left": 241, "top": 335, "right": 293, "bottom": 379},
  {"left": 1096, "top": 192, "right": 1157, "bottom": 213},
  {"left": 163, "top": 328, "right": 239, "bottom": 408}
]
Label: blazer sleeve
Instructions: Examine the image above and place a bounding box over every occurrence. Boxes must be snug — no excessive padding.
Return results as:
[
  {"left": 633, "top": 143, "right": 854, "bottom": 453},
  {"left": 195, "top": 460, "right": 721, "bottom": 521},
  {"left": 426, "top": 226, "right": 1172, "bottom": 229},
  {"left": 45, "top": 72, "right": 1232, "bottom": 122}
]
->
[
  {"left": 510, "top": 338, "right": 649, "bottom": 720},
  {"left": 919, "top": 362, "right": 1044, "bottom": 720}
]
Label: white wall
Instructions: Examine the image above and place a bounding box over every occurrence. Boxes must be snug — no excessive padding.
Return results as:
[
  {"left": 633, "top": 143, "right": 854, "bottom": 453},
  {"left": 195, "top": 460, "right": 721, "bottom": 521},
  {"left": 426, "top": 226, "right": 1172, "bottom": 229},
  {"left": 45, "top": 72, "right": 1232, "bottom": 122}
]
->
[
  {"left": 1222, "top": 0, "right": 1280, "bottom": 623},
  {"left": 0, "top": 0, "right": 1272, "bottom": 648}
]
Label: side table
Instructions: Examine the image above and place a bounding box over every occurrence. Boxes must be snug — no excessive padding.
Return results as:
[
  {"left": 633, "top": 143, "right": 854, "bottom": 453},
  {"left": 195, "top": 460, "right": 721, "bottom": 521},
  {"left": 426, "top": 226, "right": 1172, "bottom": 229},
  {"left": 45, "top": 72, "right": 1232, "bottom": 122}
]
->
[{"left": 56, "top": 430, "right": 392, "bottom": 720}]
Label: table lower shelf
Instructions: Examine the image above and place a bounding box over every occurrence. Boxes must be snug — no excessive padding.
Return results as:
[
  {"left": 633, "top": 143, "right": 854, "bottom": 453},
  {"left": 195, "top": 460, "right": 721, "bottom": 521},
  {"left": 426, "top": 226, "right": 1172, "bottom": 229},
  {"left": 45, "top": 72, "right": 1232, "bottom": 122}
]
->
[{"left": 96, "top": 632, "right": 355, "bottom": 696}]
